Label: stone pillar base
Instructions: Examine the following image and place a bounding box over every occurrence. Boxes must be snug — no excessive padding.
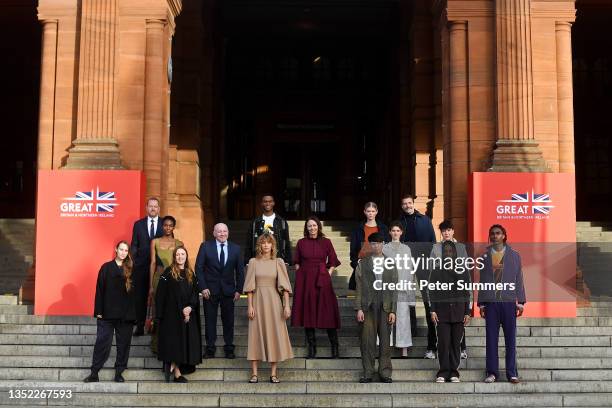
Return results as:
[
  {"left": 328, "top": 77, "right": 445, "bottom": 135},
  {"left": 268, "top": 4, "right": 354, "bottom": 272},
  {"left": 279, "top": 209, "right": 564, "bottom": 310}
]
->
[
  {"left": 488, "top": 139, "right": 549, "bottom": 172},
  {"left": 63, "top": 138, "right": 124, "bottom": 169}
]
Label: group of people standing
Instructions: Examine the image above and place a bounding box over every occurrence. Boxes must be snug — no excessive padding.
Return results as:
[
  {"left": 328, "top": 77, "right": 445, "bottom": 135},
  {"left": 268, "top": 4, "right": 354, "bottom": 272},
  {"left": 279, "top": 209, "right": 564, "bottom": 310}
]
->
[{"left": 83, "top": 194, "right": 526, "bottom": 386}]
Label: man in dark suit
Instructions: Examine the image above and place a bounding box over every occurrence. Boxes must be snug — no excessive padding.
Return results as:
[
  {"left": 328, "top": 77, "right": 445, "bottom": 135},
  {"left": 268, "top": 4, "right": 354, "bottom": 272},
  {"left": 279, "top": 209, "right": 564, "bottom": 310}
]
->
[
  {"left": 130, "top": 197, "right": 163, "bottom": 336},
  {"left": 195, "top": 223, "right": 245, "bottom": 359}
]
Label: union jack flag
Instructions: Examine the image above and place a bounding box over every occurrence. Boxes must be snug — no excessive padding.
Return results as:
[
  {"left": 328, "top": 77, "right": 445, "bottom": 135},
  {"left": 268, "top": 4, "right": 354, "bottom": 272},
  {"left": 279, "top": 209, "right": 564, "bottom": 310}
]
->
[
  {"left": 65, "top": 187, "right": 118, "bottom": 212},
  {"left": 532, "top": 192, "right": 551, "bottom": 202}
]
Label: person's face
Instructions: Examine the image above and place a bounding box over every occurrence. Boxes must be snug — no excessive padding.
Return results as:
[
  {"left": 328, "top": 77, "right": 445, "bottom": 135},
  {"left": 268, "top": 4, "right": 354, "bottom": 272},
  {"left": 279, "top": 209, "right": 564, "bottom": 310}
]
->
[
  {"left": 401, "top": 198, "right": 415, "bottom": 214},
  {"left": 441, "top": 228, "right": 454, "bottom": 241},
  {"left": 261, "top": 196, "right": 275, "bottom": 213},
  {"left": 214, "top": 224, "right": 229, "bottom": 242},
  {"left": 261, "top": 241, "right": 273, "bottom": 255},
  {"left": 390, "top": 226, "right": 403, "bottom": 241},
  {"left": 116, "top": 243, "right": 129, "bottom": 261},
  {"left": 146, "top": 199, "right": 160, "bottom": 218},
  {"left": 175, "top": 248, "right": 187, "bottom": 266},
  {"left": 307, "top": 220, "right": 319, "bottom": 237},
  {"left": 489, "top": 227, "right": 506, "bottom": 245},
  {"left": 163, "top": 220, "right": 175, "bottom": 236},
  {"left": 370, "top": 241, "right": 383, "bottom": 255},
  {"left": 364, "top": 207, "right": 377, "bottom": 221}
]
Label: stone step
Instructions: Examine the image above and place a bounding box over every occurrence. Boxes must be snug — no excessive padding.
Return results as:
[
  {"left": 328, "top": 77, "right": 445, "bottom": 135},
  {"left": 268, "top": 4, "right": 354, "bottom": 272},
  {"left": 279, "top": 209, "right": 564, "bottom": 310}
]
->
[
  {"left": 0, "top": 296, "right": 17, "bottom": 305},
  {"left": 0, "top": 304, "right": 32, "bottom": 315}
]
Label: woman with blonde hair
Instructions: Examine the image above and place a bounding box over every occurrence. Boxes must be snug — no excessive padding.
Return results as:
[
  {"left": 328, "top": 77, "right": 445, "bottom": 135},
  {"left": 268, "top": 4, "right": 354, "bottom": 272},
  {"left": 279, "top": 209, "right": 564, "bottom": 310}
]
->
[
  {"left": 84, "top": 241, "right": 137, "bottom": 383},
  {"left": 244, "top": 233, "right": 293, "bottom": 383},
  {"left": 156, "top": 246, "right": 202, "bottom": 382}
]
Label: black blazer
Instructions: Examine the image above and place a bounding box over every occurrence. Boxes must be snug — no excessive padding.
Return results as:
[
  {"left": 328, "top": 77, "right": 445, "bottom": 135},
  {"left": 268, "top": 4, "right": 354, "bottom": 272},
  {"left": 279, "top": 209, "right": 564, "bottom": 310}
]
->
[
  {"left": 194, "top": 240, "right": 245, "bottom": 296},
  {"left": 93, "top": 261, "right": 137, "bottom": 320},
  {"left": 130, "top": 217, "right": 163, "bottom": 267}
]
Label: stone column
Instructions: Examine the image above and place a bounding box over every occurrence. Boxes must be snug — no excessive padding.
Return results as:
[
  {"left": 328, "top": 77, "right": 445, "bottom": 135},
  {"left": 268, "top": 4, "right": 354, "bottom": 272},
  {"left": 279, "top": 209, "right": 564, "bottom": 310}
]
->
[
  {"left": 489, "top": 0, "right": 547, "bottom": 171},
  {"left": 447, "top": 20, "right": 469, "bottom": 235},
  {"left": 556, "top": 21, "right": 574, "bottom": 173},
  {"left": 63, "top": 0, "right": 122, "bottom": 169},
  {"left": 37, "top": 19, "right": 58, "bottom": 170}
]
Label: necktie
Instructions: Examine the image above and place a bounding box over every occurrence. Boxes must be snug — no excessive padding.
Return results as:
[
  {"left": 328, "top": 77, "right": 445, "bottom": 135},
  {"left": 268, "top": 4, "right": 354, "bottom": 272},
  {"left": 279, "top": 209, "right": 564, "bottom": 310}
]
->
[
  {"left": 150, "top": 219, "right": 155, "bottom": 239},
  {"left": 219, "top": 243, "right": 225, "bottom": 267}
]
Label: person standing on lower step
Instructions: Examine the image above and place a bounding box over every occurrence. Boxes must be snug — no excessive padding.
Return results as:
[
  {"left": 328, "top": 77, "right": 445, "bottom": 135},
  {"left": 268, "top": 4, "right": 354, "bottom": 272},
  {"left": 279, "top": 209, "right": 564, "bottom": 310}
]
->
[
  {"left": 291, "top": 216, "right": 342, "bottom": 359},
  {"left": 354, "top": 233, "right": 398, "bottom": 383},
  {"left": 84, "top": 241, "right": 136, "bottom": 383}
]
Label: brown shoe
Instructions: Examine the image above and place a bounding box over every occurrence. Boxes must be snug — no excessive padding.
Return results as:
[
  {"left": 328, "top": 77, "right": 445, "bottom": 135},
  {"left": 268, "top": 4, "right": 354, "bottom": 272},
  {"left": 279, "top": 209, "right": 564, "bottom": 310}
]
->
[{"left": 509, "top": 377, "right": 520, "bottom": 384}]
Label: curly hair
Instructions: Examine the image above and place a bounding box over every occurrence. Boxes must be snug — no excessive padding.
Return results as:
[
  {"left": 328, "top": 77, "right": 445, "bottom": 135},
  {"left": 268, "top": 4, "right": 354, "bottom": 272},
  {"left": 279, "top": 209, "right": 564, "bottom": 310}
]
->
[{"left": 255, "top": 233, "right": 277, "bottom": 259}]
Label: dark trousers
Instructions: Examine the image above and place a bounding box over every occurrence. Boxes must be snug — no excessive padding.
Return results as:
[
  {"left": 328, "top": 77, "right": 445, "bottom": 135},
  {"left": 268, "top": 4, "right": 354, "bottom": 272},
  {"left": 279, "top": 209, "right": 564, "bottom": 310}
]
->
[
  {"left": 485, "top": 302, "right": 518, "bottom": 379},
  {"left": 133, "top": 265, "right": 149, "bottom": 324},
  {"left": 423, "top": 302, "right": 437, "bottom": 351},
  {"left": 411, "top": 305, "right": 465, "bottom": 351},
  {"left": 359, "top": 304, "right": 392, "bottom": 379},
  {"left": 436, "top": 321, "right": 463, "bottom": 379},
  {"left": 90, "top": 319, "right": 134, "bottom": 374},
  {"left": 204, "top": 294, "right": 235, "bottom": 353}
]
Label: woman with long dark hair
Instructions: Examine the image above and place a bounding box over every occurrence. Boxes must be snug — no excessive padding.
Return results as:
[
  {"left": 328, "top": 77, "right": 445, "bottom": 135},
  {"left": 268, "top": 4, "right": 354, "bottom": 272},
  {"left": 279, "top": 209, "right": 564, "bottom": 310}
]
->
[
  {"left": 291, "top": 216, "right": 341, "bottom": 359},
  {"left": 156, "top": 246, "right": 202, "bottom": 382},
  {"left": 148, "top": 215, "right": 183, "bottom": 353},
  {"left": 84, "top": 241, "right": 137, "bottom": 383}
]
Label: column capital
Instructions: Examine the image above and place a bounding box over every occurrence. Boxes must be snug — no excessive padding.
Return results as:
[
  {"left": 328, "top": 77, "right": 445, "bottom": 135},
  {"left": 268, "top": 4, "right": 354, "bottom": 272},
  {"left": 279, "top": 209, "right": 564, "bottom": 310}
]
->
[{"left": 531, "top": 0, "right": 576, "bottom": 22}]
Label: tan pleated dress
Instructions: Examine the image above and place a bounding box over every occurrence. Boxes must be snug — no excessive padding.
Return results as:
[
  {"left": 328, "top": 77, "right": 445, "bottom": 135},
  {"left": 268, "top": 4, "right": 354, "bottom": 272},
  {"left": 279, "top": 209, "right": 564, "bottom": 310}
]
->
[{"left": 244, "top": 257, "right": 294, "bottom": 362}]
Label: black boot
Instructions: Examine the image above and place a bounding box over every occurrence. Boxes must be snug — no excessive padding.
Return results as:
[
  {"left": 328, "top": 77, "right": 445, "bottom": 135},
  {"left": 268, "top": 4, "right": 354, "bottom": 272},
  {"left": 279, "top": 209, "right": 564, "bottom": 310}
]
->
[
  {"left": 327, "top": 329, "right": 339, "bottom": 359},
  {"left": 305, "top": 328, "right": 316, "bottom": 359}
]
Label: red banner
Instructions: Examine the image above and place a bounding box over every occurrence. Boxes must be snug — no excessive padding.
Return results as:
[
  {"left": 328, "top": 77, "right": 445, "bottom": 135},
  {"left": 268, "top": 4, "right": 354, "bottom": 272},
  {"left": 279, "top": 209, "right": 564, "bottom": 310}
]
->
[
  {"left": 34, "top": 170, "right": 145, "bottom": 316},
  {"left": 469, "top": 172, "right": 577, "bottom": 317}
]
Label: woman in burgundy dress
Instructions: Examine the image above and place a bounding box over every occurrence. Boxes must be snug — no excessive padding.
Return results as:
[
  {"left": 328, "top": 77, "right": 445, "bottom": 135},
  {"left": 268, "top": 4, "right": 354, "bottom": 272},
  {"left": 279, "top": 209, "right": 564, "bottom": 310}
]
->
[{"left": 291, "top": 216, "right": 341, "bottom": 359}]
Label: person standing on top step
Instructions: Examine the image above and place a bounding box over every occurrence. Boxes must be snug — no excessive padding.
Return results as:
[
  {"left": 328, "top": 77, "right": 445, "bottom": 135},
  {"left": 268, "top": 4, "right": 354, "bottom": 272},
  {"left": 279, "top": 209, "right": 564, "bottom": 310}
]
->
[
  {"left": 429, "top": 240, "right": 471, "bottom": 383},
  {"left": 244, "top": 234, "right": 293, "bottom": 384},
  {"left": 148, "top": 215, "right": 183, "bottom": 354},
  {"left": 84, "top": 241, "right": 137, "bottom": 383},
  {"left": 292, "top": 216, "right": 342, "bottom": 359},
  {"left": 429, "top": 219, "right": 472, "bottom": 359},
  {"left": 195, "top": 223, "right": 245, "bottom": 359},
  {"left": 354, "top": 233, "right": 398, "bottom": 383},
  {"left": 398, "top": 194, "right": 437, "bottom": 359},
  {"left": 156, "top": 246, "right": 202, "bottom": 383},
  {"left": 130, "top": 197, "right": 164, "bottom": 336},
  {"left": 245, "top": 195, "right": 292, "bottom": 266},
  {"left": 479, "top": 224, "right": 526, "bottom": 384},
  {"left": 348, "top": 202, "right": 390, "bottom": 290}
]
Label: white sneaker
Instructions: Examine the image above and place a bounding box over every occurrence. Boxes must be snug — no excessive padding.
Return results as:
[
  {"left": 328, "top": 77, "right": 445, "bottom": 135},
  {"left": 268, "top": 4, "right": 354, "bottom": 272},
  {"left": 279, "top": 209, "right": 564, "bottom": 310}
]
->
[
  {"left": 450, "top": 376, "right": 460, "bottom": 383},
  {"left": 460, "top": 350, "right": 468, "bottom": 360},
  {"left": 435, "top": 376, "right": 445, "bottom": 383},
  {"left": 424, "top": 350, "right": 436, "bottom": 359},
  {"left": 484, "top": 374, "right": 496, "bottom": 383}
]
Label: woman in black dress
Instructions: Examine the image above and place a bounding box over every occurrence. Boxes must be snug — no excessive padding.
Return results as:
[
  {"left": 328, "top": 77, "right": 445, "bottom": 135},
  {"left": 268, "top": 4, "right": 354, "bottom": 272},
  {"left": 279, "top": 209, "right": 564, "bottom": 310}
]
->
[
  {"left": 156, "top": 246, "right": 202, "bottom": 382},
  {"left": 84, "top": 241, "right": 136, "bottom": 383}
]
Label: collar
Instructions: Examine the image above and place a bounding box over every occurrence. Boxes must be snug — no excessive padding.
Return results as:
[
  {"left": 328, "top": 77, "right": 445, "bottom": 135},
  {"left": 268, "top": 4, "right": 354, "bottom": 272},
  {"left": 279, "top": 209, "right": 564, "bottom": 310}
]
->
[
  {"left": 216, "top": 240, "right": 227, "bottom": 246},
  {"left": 148, "top": 216, "right": 159, "bottom": 223}
]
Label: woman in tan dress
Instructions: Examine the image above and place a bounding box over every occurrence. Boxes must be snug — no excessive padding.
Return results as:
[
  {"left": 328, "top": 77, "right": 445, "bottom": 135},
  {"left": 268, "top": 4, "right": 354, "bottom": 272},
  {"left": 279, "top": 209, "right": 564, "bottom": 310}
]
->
[{"left": 244, "top": 233, "right": 293, "bottom": 383}]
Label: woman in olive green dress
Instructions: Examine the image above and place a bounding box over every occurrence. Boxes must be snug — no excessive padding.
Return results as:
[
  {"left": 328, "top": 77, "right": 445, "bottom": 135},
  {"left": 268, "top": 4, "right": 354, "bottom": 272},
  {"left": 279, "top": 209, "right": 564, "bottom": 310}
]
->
[{"left": 148, "top": 215, "right": 183, "bottom": 353}]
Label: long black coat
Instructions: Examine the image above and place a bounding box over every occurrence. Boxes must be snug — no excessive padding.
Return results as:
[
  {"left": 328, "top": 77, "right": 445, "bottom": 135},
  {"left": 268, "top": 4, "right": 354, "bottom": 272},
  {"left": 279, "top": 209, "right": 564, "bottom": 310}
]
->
[
  {"left": 93, "top": 261, "right": 137, "bottom": 321},
  {"left": 155, "top": 268, "right": 202, "bottom": 366}
]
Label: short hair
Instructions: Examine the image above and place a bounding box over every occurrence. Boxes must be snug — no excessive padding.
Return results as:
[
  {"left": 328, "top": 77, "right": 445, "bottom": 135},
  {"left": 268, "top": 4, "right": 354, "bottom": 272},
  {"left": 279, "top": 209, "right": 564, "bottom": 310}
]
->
[
  {"left": 401, "top": 194, "right": 415, "bottom": 202},
  {"left": 162, "top": 215, "right": 176, "bottom": 227},
  {"left": 303, "top": 216, "right": 325, "bottom": 239},
  {"left": 368, "top": 232, "right": 384, "bottom": 243},
  {"left": 389, "top": 220, "right": 404, "bottom": 231},
  {"left": 488, "top": 224, "right": 508, "bottom": 243},
  {"left": 261, "top": 195, "right": 274, "bottom": 201},
  {"left": 363, "top": 201, "right": 378, "bottom": 211},
  {"left": 439, "top": 219, "right": 454, "bottom": 231},
  {"left": 146, "top": 196, "right": 160, "bottom": 205}
]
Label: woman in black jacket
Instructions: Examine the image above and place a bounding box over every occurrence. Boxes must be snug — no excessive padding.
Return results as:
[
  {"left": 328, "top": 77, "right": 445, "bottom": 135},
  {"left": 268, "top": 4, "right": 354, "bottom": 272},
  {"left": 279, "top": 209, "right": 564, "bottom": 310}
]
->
[
  {"left": 348, "top": 202, "right": 390, "bottom": 290},
  {"left": 429, "top": 241, "right": 471, "bottom": 383},
  {"left": 156, "top": 246, "right": 202, "bottom": 382},
  {"left": 84, "top": 241, "right": 137, "bottom": 383}
]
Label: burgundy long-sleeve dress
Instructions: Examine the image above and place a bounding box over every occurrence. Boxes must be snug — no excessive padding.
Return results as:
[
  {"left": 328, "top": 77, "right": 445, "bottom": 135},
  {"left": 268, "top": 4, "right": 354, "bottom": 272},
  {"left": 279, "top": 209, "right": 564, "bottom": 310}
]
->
[{"left": 291, "top": 237, "right": 341, "bottom": 329}]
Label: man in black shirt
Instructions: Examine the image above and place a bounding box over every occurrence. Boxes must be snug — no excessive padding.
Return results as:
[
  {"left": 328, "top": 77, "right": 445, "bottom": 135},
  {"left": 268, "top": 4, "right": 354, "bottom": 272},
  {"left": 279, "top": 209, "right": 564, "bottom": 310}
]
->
[{"left": 245, "top": 195, "right": 291, "bottom": 265}]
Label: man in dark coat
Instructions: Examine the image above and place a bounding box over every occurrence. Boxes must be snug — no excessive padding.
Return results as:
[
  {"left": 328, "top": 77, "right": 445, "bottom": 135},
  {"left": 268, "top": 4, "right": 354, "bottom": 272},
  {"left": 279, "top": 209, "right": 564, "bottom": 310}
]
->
[
  {"left": 195, "top": 223, "right": 245, "bottom": 359},
  {"left": 130, "top": 197, "right": 164, "bottom": 336},
  {"left": 397, "top": 194, "right": 437, "bottom": 359},
  {"left": 245, "top": 195, "right": 291, "bottom": 264}
]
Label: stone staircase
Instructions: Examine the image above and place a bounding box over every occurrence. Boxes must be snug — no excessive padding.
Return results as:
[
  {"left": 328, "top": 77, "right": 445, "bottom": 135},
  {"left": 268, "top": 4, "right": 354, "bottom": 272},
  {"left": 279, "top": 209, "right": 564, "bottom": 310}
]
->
[
  {"left": 3, "top": 294, "right": 612, "bottom": 406},
  {"left": 0, "top": 219, "right": 35, "bottom": 296},
  {"left": 576, "top": 222, "right": 612, "bottom": 297}
]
